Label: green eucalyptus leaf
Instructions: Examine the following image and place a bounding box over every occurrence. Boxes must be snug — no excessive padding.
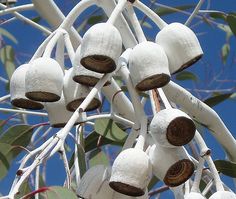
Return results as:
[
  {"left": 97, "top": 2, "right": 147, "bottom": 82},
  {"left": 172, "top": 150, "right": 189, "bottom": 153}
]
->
[
  {"left": 87, "top": 15, "right": 105, "bottom": 25},
  {"left": 0, "top": 28, "right": 18, "bottom": 44},
  {"left": 209, "top": 11, "right": 227, "bottom": 20},
  {"left": 227, "top": 13, "right": 236, "bottom": 37},
  {"left": 31, "top": 16, "right": 41, "bottom": 23},
  {"left": 77, "top": 143, "right": 87, "bottom": 178},
  {"left": 38, "top": 186, "right": 77, "bottom": 199},
  {"left": 204, "top": 93, "right": 233, "bottom": 107},
  {"left": 89, "top": 148, "right": 109, "bottom": 167},
  {"left": 0, "top": 45, "right": 16, "bottom": 79},
  {"left": 95, "top": 119, "right": 127, "bottom": 142},
  {"left": 214, "top": 159, "right": 236, "bottom": 178},
  {"left": 221, "top": 43, "right": 230, "bottom": 64},
  {"left": 155, "top": 4, "right": 195, "bottom": 16},
  {"left": 175, "top": 71, "right": 198, "bottom": 81},
  {"left": 15, "top": 181, "right": 32, "bottom": 199}
]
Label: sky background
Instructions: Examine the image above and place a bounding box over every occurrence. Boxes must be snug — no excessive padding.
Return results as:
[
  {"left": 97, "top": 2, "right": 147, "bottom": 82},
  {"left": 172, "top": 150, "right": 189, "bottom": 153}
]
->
[{"left": 0, "top": 0, "right": 236, "bottom": 198}]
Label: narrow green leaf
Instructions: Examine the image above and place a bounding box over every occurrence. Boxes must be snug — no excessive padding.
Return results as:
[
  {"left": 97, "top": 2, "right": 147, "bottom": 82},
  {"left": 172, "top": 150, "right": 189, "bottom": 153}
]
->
[
  {"left": 84, "top": 131, "right": 122, "bottom": 152},
  {"left": 95, "top": 119, "right": 127, "bottom": 142},
  {"left": 87, "top": 15, "right": 105, "bottom": 25},
  {"left": 155, "top": 4, "right": 195, "bottom": 16},
  {"left": 209, "top": 11, "right": 227, "bottom": 20},
  {"left": 214, "top": 160, "right": 236, "bottom": 178},
  {"left": 31, "top": 16, "right": 41, "bottom": 23},
  {"left": 0, "top": 28, "right": 18, "bottom": 44},
  {"left": 217, "top": 24, "right": 233, "bottom": 40},
  {"left": 15, "top": 181, "right": 32, "bottom": 199},
  {"left": 221, "top": 43, "right": 230, "bottom": 64},
  {"left": 39, "top": 186, "right": 77, "bottom": 199},
  {"left": 204, "top": 93, "right": 233, "bottom": 107},
  {"left": 141, "top": 21, "right": 152, "bottom": 29},
  {"left": 175, "top": 71, "right": 198, "bottom": 81},
  {"left": 0, "top": 45, "right": 16, "bottom": 79},
  {"left": 89, "top": 148, "right": 109, "bottom": 167},
  {"left": 77, "top": 144, "right": 87, "bottom": 178},
  {"left": 227, "top": 14, "right": 236, "bottom": 37}
]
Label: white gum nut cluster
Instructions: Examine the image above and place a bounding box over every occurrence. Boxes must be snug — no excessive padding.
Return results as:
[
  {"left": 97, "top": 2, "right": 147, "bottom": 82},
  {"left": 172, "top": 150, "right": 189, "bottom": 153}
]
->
[
  {"left": 25, "top": 57, "right": 64, "bottom": 102},
  {"left": 129, "top": 41, "right": 170, "bottom": 91},
  {"left": 77, "top": 165, "right": 113, "bottom": 199},
  {"left": 80, "top": 23, "right": 122, "bottom": 73},
  {"left": 148, "top": 144, "right": 194, "bottom": 187},
  {"left": 63, "top": 68, "right": 101, "bottom": 112},
  {"left": 209, "top": 191, "right": 236, "bottom": 199},
  {"left": 10, "top": 63, "right": 44, "bottom": 110},
  {"left": 150, "top": 108, "right": 196, "bottom": 148},
  {"left": 45, "top": 93, "right": 80, "bottom": 128},
  {"left": 184, "top": 192, "right": 206, "bottom": 199},
  {"left": 156, "top": 22, "right": 203, "bottom": 74},
  {"left": 109, "top": 148, "right": 152, "bottom": 197}
]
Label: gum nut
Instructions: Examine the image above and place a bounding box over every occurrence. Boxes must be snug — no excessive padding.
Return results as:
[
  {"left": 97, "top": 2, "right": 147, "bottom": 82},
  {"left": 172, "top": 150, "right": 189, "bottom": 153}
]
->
[
  {"left": 10, "top": 63, "right": 44, "bottom": 110},
  {"left": 184, "top": 192, "right": 206, "bottom": 199},
  {"left": 25, "top": 57, "right": 64, "bottom": 102},
  {"left": 209, "top": 191, "right": 236, "bottom": 199},
  {"left": 80, "top": 23, "right": 122, "bottom": 73}
]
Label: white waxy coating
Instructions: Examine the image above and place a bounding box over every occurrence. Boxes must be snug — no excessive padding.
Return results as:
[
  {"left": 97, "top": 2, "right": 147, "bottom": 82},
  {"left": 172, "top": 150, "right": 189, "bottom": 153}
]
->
[
  {"left": 80, "top": 23, "right": 122, "bottom": 73},
  {"left": 129, "top": 41, "right": 170, "bottom": 91},
  {"left": 156, "top": 22, "right": 203, "bottom": 74},
  {"left": 150, "top": 108, "right": 195, "bottom": 148},
  {"left": 25, "top": 57, "right": 64, "bottom": 102},
  {"left": 110, "top": 148, "right": 152, "bottom": 196},
  {"left": 209, "top": 191, "right": 236, "bottom": 199}
]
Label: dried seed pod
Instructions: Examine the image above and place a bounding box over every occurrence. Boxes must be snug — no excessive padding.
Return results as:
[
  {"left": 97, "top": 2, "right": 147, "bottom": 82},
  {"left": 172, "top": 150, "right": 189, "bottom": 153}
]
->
[
  {"left": 209, "top": 191, "right": 236, "bottom": 199},
  {"left": 148, "top": 144, "right": 194, "bottom": 187},
  {"left": 109, "top": 148, "right": 152, "bottom": 197},
  {"left": 80, "top": 23, "right": 122, "bottom": 73},
  {"left": 184, "top": 192, "right": 206, "bottom": 199},
  {"left": 25, "top": 57, "right": 64, "bottom": 102},
  {"left": 77, "top": 165, "right": 113, "bottom": 199},
  {"left": 73, "top": 47, "right": 111, "bottom": 87},
  {"left": 150, "top": 108, "right": 196, "bottom": 148},
  {"left": 45, "top": 93, "right": 81, "bottom": 128},
  {"left": 155, "top": 23, "right": 203, "bottom": 74},
  {"left": 10, "top": 64, "right": 44, "bottom": 110},
  {"left": 129, "top": 41, "right": 170, "bottom": 91},
  {"left": 63, "top": 68, "right": 101, "bottom": 112}
]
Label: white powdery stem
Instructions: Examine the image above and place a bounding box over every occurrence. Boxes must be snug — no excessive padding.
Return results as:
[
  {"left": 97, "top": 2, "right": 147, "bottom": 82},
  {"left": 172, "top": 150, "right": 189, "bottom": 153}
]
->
[
  {"left": 163, "top": 81, "right": 236, "bottom": 162},
  {"left": 43, "top": 31, "right": 64, "bottom": 57},
  {"left": 60, "top": 146, "right": 71, "bottom": 189},
  {"left": 202, "top": 179, "right": 214, "bottom": 196},
  {"left": 35, "top": 165, "right": 40, "bottom": 199},
  {"left": 30, "top": 126, "right": 44, "bottom": 145},
  {"left": 122, "top": 126, "right": 139, "bottom": 150},
  {"left": 56, "top": 36, "right": 65, "bottom": 71},
  {"left": 0, "top": 3, "right": 51, "bottom": 35},
  {"left": 194, "top": 131, "right": 210, "bottom": 156},
  {"left": 0, "top": 4, "right": 34, "bottom": 16},
  {"left": 157, "top": 88, "right": 172, "bottom": 109},
  {"left": 63, "top": 33, "right": 75, "bottom": 62},
  {"left": 0, "top": 94, "right": 10, "bottom": 103},
  {"left": 133, "top": 0, "right": 167, "bottom": 29},
  {"left": 125, "top": 4, "right": 146, "bottom": 43},
  {"left": 185, "top": 180, "right": 190, "bottom": 194},
  {"left": 204, "top": 155, "right": 224, "bottom": 191},
  {"left": 185, "top": 0, "right": 205, "bottom": 26},
  {"left": 107, "top": 0, "right": 127, "bottom": 25},
  {"left": 0, "top": 108, "right": 47, "bottom": 116},
  {"left": 60, "top": 0, "right": 96, "bottom": 30},
  {"left": 191, "top": 157, "right": 205, "bottom": 192}
]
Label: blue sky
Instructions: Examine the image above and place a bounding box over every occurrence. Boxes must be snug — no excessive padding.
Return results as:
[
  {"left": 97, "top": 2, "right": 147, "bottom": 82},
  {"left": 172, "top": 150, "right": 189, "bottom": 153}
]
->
[{"left": 0, "top": 0, "right": 236, "bottom": 198}]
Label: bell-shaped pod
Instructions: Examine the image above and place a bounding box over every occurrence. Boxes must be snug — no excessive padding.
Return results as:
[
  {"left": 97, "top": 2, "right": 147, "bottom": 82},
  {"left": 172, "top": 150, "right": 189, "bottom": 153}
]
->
[
  {"left": 25, "top": 57, "right": 64, "bottom": 102},
  {"left": 63, "top": 68, "right": 101, "bottom": 112},
  {"left": 129, "top": 41, "right": 170, "bottom": 91},
  {"left": 80, "top": 23, "right": 122, "bottom": 73},
  {"left": 73, "top": 47, "right": 111, "bottom": 87},
  {"left": 209, "top": 191, "right": 236, "bottom": 199},
  {"left": 10, "top": 64, "right": 44, "bottom": 110},
  {"left": 45, "top": 93, "right": 80, "bottom": 128},
  {"left": 148, "top": 144, "right": 194, "bottom": 187},
  {"left": 155, "top": 23, "right": 203, "bottom": 74},
  {"left": 109, "top": 148, "right": 152, "bottom": 197},
  {"left": 185, "top": 192, "right": 206, "bottom": 199},
  {"left": 150, "top": 108, "right": 196, "bottom": 148},
  {"left": 77, "top": 165, "right": 113, "bottom": 199}
]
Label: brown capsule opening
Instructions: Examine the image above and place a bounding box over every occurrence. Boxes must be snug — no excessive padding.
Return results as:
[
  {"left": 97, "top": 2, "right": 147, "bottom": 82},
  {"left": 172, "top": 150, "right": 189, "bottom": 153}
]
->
[
  {"left": 167, "top": 116, "right": 196, "bottom": 146},
  {"left": 66, "top": 98, "right": 101, "bottom": 112},
  {"left": 135, "top": 74, "right": 170, "bottom": 92},
  {"left": 11, "top": 98, "right": 44, "bottom": 110},
  {"left": 164, "top": 159, "right": 194, "bottom": 187},
  {"left": 80, "top": 55, "right": 116, "bottom": 74},
  {"left": 109, "top": 181, "right": 145, "bottom": 197},
  {"left": 173, "top": 54, "right": 203, "bottom": 74},
  {"left": 25, "top": 91, "right": 60, "bottom": 102},
  {"left": 73, "top": 75, "right": 111, "bottom": 87}
]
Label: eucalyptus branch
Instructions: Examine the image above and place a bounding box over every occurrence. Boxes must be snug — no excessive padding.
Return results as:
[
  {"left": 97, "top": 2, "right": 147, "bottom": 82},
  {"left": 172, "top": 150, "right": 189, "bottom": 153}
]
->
[{"left": 0, "top": 4, "right": 34, "bottom": 16}]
